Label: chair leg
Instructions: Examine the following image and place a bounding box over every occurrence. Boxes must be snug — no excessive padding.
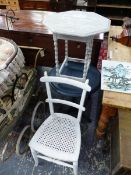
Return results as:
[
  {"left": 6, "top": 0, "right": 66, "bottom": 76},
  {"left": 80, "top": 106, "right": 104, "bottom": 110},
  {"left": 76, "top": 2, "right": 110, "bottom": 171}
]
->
[
  {"left": 73, "top": 161, "right": 78, "bottom": 175},
  {"left": 31, "top": 148, "right": 38, "bottom": 167}
]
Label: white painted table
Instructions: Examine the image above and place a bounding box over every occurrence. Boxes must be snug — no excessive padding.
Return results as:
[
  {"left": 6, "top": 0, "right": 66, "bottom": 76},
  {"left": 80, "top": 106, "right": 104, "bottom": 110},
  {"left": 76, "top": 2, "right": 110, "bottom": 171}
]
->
[{"left": 44, "top": 11, "right": 111, "bottom": 81}]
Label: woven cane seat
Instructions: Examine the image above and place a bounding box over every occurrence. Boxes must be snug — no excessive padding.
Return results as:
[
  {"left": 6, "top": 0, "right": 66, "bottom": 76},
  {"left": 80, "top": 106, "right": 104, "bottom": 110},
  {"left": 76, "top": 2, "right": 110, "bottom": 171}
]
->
[{"left": 29, "top": 113, "right": 80, "bottom": 162}]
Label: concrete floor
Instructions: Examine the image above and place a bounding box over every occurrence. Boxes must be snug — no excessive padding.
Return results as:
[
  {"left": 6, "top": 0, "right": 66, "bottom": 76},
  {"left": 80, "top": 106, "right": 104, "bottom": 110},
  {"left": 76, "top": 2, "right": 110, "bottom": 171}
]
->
[
  {"left": 0, "top": 124, "right": 110, "bottom": 175},
  {"left": 0, "top": 97, "right": 110, "bottom": 175}
]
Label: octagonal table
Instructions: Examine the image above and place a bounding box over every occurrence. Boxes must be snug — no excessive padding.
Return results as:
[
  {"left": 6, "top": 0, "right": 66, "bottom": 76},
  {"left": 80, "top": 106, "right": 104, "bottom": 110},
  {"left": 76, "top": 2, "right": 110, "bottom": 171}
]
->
[{"left": 44, "top": 10, "right": 111, "bottom": 81}]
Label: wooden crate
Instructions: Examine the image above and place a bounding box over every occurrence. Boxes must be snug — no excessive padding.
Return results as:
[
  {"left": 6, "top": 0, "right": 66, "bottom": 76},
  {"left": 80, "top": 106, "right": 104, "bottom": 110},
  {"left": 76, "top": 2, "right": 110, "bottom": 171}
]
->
[{"left": 111, "top": 109, "right": 131, "bottom": 175}]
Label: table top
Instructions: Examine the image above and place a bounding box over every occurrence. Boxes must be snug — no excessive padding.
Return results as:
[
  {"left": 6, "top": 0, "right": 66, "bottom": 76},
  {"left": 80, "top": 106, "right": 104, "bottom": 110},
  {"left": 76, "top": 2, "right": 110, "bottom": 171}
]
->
[
  {"left": 44, "top": 11, "right": 110, "bottom": 37},
  {"left": 103, "top": 26, "right": 131, "bottom": 109}
]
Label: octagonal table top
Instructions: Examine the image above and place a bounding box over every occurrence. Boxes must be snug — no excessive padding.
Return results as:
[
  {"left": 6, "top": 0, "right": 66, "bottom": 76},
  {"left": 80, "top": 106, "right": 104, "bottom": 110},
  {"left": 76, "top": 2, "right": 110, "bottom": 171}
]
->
[{"left": 44, "top": 11, "right": 111, "bottom": 37}]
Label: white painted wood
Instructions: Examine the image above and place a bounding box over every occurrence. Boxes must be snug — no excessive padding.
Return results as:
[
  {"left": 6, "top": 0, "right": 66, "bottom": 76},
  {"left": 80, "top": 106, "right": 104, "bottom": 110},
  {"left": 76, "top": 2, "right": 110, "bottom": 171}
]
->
[
  {"left": 44, "top": 11, "right": 111, "bottom": 37},
  {"left": 59, "top": 57, "right": 68, "bottom": 74},
  {"left": 82, "top": 36, "right": 94, "bottom": 80},
  {"left": 37, "top": 155, "right": 73, "bottom": 168},
  {"left": 52, "top": 33, "right": 94, "bottom": 81},
  {"left": 65, "top": 40, "right": 68, "bottom": 58},
  {"left": 53, "top": 35, "right": 59, "bottom": 76},
  {"left": 40, "top": 73, "right": 91, "bottom": 92},
  {"left": 31, "top": 148, "right": 38, "bottom": 167},
  {"left": 29, "top": 72, "right": 91, "bottom": 175},
  {"left": 77, "top": 90, "right": 87, "bottom": 123},
  {"left": 73, "top": 161, "right": 78, "bottom": 175},
  {"left": 45, "top": 81, "right": 54, "bottom": 116},
  {"left": 46, "top": 99, "right": 85, "bottom": 111},
  {"left": 45, "top": 11, "right": 110, "bottom": 81},
  {"left": 68, "top": 57, "right": 85, "bottom": 63}
]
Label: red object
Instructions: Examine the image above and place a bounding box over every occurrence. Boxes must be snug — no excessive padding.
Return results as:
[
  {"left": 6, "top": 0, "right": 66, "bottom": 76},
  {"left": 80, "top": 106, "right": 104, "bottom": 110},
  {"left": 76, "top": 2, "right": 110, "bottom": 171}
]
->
[{"left": 97, "top": 39, "right": 108, "bottom": 70}]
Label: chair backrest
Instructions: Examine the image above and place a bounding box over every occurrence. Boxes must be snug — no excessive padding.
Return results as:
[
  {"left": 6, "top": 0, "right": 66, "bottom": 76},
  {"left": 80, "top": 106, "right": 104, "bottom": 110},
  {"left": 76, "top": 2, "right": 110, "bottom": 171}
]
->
[{"left": 40, "top": 72, "right": 91, "bottom": 123}]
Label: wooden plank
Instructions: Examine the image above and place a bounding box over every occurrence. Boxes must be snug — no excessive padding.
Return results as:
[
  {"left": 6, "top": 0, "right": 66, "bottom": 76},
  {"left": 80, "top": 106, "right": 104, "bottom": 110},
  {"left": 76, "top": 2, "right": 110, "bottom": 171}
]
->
[
  {"left": 103, "top": 26, "right": 131, "bottom": 109},
  {"left": 111, "top": 109, "right": 131, "bottom": 174},
  {"left": 119, "top": 109, "right": 131, "bottom": 169},
  {"left": 103, "top": 91, "right": 131, "bottom": 109}
]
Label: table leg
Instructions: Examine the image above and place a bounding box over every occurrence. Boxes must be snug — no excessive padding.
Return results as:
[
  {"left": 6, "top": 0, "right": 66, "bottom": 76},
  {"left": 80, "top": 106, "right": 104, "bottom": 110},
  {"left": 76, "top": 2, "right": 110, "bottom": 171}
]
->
[{"left": 96, "top": 105, "right": 118, "bottom": 139}]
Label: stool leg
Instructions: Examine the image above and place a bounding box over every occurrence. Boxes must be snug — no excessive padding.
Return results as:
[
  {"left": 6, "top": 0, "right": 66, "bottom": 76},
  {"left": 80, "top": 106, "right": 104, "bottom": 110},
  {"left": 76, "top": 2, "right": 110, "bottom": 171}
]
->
[
  {"left": 73, "top": 161, "right": 78, "bottom": 175},
  {"left": 31, "top": 148, "right": 38, "bottom": 167}
]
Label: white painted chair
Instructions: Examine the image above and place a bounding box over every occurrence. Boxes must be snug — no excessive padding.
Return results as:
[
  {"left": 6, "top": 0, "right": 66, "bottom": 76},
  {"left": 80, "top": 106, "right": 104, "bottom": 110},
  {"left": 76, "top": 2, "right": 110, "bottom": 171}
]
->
[{"left": 29, "top": 71, "right": 91, "bottom": 175}]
